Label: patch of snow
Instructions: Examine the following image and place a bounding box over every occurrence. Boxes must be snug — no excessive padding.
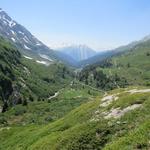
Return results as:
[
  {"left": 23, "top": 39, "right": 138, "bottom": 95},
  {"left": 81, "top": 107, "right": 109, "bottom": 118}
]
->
[
  {"left": 23, "top": 55, "right": 33, "bottom": 60},
  {"left": 48, "top": 92, "right": 59, "bottom": 100},
  {"left": 11, "top": 37, "right": 16, "bottom": 42},
  {"left": 3, "top": 20, "right": 7, "bottom": 25},
  {"left": 7, "top": 19, "right": 16, "bottom": 27},
  {"left": 11, "top": 22, "right": 16, "bottom": 27},
  {"left": 39, "top": 54, "right": 53, "bottom": 62},
  {"left": 18, "top": 31, "right": 24, "bottom": 35},
  {"left": 24, "top": 44, "right": 31, "bottom": 50},
  {"left": 36, "top": 43, "right": 41, "bottom": 46},
  {"left": 24, "top": 36, "right": 30, "bottom": 42},
  {"left": 36, "top": 60, "right": 49, "bottom": 66},
  {"left": 10, "top": 30, "right": 15, "bottom": 35},
  {"left": 23, "top": 37, "right": 29, "bottom": 43},
  {"left": 2, "top": 15, "right": 16, "bottom": 27},
  {"left": 103, "top": 104, "right": 142, "bottom": 119}
]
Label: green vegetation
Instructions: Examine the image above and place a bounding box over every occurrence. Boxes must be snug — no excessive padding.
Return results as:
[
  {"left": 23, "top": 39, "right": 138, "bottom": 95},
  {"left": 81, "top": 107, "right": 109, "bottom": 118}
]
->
[
  {"left": 0, "top": 82, "right": 101, "bottom": 126},
  {"left": 0, "top": 37, "right": 21, "bottom": 112},
  {"left": 0, "top": 36, "right": 73, "bottom": 112},
  {"left": 0, "top": 87, "right": 150, "bottom": 149},
  {"left": 79, "top": 40, "right": 150, "bottom": 90},
  {"left": 21, "top": 58, "right": 73, "bottom": 98},
  {"left": 0, "top": 36, "right": 150, "bottom": 149}
]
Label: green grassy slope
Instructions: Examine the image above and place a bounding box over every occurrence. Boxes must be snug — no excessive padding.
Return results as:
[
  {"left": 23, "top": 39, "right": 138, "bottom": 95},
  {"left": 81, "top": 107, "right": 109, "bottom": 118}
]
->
[
  {"left": 0, "top": 82, "right": 101, "bottom": 126},
  {"left": 79, "top": 40, "right": 150, "bottom": 90},
  {"left": 20, "top": 58, "right": 73, "bottom": 98},
  {"left": 107, "top": 42, "right": 150, "bottom": 85},
  {"left": 0, "top": 87, "right": 150, "bottom": 150}
]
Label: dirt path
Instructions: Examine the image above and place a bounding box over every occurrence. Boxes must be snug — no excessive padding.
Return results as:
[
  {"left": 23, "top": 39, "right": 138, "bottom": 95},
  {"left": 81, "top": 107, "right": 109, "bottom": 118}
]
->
[{"left": 75, "top": 80, "right": 106, "bottom": 94}]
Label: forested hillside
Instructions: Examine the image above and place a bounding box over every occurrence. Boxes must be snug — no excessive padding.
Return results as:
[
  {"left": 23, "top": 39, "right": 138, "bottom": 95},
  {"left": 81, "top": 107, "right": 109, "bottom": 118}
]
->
[
  {"left": 79, "top": 40, "right": 150, "bottom": 90},
  {"left": 0, "top": 37, "right": 73, "bottom": 113}
]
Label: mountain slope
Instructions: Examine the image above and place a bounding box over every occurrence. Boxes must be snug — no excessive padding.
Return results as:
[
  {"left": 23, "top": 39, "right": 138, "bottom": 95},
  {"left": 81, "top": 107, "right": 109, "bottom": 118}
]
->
[
  {"left": 79, "top": 39, "right": 144, "bottom": 67},
  {"left": 79, "top": 50, "right": 115, "bottom": 67},
  {"left": 0, "top": 8, "right": 59, "bottom": 62},
  {"left": 0, "top": 36, "right": 73, "bottom": 113},
  {"left": 79, "top": 40, "right": 150, "bottom": 90},
  {"left": 0, "top": 86, "right": 150, "bottom": 149}
]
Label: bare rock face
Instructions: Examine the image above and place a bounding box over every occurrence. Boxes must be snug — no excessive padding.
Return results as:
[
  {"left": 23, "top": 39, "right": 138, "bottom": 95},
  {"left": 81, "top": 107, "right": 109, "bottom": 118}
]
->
[{"left": 10, "top": 85, "right": 23, "bottom": 106}]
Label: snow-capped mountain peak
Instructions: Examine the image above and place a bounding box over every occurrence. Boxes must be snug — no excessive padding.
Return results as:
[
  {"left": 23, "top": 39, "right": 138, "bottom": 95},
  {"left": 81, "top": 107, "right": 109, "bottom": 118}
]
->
[
  {"left": 57, "top": 44, "right": 96, "bottom": 61},
  {"left": 0, "top": 9, "right": 57, "bottom": 62}
]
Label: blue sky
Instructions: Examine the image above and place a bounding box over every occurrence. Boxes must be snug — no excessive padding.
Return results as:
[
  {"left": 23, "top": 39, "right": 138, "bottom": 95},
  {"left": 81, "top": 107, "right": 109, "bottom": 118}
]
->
[{"left": 1, "top": 0, "right": 150, "bottom": 50}]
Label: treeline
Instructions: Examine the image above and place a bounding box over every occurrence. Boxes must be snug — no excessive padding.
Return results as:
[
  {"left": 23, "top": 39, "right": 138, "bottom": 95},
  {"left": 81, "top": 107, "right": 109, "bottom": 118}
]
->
[{"left": 78, "top": 59, "right": 128, "bottom": 90}]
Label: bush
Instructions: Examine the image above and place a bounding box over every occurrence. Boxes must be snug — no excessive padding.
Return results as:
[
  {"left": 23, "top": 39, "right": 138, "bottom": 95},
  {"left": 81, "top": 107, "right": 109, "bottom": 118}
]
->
[
  {"left": 14, "top": 106, "right": 27, "bottom": 116},
  {"left": 29, "top": 95, "right": 34, "bottom": 102},
  {"left": 44, "top": 116, "right": 53, "bottom": 122},
  {"left": 0, "top": 116, "right": 7, "bottom": 124},
  {"left": 22, "top": 99, "right": 28, "bottom": 106}
]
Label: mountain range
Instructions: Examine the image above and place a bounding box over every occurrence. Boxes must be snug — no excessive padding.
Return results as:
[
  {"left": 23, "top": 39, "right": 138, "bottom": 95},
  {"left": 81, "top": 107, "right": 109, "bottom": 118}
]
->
[{"left": 1, "top": 8, "right": 150, "bottom": 68}]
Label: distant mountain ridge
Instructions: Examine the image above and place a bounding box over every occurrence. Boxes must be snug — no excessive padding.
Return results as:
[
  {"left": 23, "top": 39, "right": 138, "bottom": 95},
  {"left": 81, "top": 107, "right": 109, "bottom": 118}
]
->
[
  {"left": 79, "top": 35, "right": 150, "bottom": 67},
  {"left": 57, "top": 44, "right": 96, "bottom": 62}
]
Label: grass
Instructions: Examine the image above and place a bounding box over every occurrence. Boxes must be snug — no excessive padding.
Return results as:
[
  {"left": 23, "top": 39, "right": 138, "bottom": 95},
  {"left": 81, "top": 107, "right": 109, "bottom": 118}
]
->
[
  {"left": 0, "top": 82, "right": 101, "bottom": 126},
  {"left": 0, "top": 87, "right": 150, "bottom": 149},
  {"left": 104, "top": 121, "right": 150, "bottom": 150}
]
